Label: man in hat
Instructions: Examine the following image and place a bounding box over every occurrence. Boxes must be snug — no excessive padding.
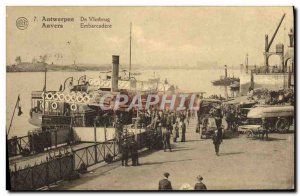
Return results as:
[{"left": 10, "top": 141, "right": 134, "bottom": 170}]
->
[
  {"left": 213, "top": 105, "right": 223, "bottom": 129},
  {"left": 173, "top": 121, "right": 179, "bottom": 142},
  {"left": 166, "top": 113, "right": 173, "bottom": 134},
  {"left": 130, "top": 139, "right": 139, "bottom": 166},
  {"left": 121, "top": 138, "right": 129, "bottom": 166},
  {"left": 194, "top": 175, "right": 207, "bottom": 190},
  {"left": 212, "top": 130, "right": 222, "bottom": 156},
  {"left": 115, "top": 115, "right": 123, "bottom": 144},
  {"left": 261, "top": 117, "right": 269, "bottom": 140},
  {"left": 181, "top": 120, "right": 186, "bottom": 142},
  {"left": 158, "top": 172, "right": 173, "bottom": 190},
  {"left": 162, "top": 127, "right": 172, "bottom": 152}
]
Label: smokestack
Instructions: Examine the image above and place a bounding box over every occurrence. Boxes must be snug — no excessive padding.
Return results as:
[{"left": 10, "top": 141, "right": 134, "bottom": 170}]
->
[
  {"left": 111, "top": 55, "right": 119, "bottom": 92},
  {"left": 265, "top": 34, "right": 269, "bottom": 52},
  {"left": 224, "top": 65, "right": 227, "bottom": 78},
  {"left": 288, "top": 28, "right": 294, "bottom": 47}
]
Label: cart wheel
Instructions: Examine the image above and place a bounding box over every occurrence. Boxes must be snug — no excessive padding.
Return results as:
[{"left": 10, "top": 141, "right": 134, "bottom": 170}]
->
[
  {"left": 276, "top": 118, "right": 290, "bottom": 133},
  {"left": 246, "top": 130, "right": 253, "bottom": 138}
]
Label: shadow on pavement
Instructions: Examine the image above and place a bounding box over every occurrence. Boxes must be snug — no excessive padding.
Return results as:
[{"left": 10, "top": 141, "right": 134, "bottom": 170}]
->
[
  {"left": 171, "top": 148, "right": 194, "bottom": 152},
  {"left": 141, "top": 158, "right": 193, "bottom": 166},
  {"left": 265, "top": 137, "right": 287, "bottom": 141},
  {"left": 181, "top": 139, "right": 205, "bottom": 143},
  {"left": 278, "top": 130, "right": 295, "bottom": 134},
  {"left": 139, "top": 149, "right": 160, "bottom": 158},
  {"left": 219, "top": 152, "right": 244, "bottom": 156},
  {"left": 170, "top": 145, "right": 190, "bottom": 149},
  {"left": 250, "top": 137, "right": 286, "bottom": 142}
]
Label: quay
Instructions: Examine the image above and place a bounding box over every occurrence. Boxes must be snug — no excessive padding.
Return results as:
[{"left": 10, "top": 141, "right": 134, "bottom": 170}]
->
[{"left": 54, "top": 117, "right": 294, "bottom": 190}]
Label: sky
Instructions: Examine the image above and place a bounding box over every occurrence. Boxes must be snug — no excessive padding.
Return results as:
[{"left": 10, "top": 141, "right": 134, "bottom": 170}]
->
[{"left": 6, "top": 6, "right": 294, "bottom": 68}]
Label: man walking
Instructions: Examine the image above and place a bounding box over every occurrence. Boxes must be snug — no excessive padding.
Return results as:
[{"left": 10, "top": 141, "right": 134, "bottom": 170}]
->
[
  {"left": 181, "top": 120, "right": 186, "bottom": 142},
  {"left": 163, "top": 128, "right": 172, "bottom": 152},
  {"left": 173, "top": 122, "right": 179, "bottom": 142},
  {"left": 212, "top": 130, "right": 222, "bottom": 156},
  {"left": 158, "top": 172, "right": 173, "bottom": 190},
  {"left": 261, "top": 117, "right": 269, "bottom": 140},
  {"left": 130, "top": 139, "right": 139, "bottom": 166},
  {"left": 213, "top": 105, "right": 223, "bottom": 129},
  {"left": 121, "top": 139, "right": 129, "bottom": 166},
  {"left": 166, "top": 113, "right": 173, "bottom": 134},
  {"left": 186, "top": 109, "right": 191, "bottom": 125},
  {"left": 194, "top": 175, "right": 207, "bottom": 190}
]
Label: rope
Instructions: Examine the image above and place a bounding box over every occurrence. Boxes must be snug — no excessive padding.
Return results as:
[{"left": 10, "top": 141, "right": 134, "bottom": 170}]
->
[{"left": 7, "top": 95, "right": 20, "bottom": 135}]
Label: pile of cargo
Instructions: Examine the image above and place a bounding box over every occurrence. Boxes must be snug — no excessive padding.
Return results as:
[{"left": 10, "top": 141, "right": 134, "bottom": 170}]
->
[{"left": 248, "top": 88, "right": 294, "bottom": 106}]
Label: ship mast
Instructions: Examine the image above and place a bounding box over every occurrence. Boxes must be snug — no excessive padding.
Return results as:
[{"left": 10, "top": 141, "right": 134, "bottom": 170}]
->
[
  {"left": 129, "top": 22, "right": 132, "bottom": 79},
  {"left": 43, "top": 67, "right": 47, "bottom": 114},
  {"left": 246, "top": 53, "right": 249, "bottom": 74}
]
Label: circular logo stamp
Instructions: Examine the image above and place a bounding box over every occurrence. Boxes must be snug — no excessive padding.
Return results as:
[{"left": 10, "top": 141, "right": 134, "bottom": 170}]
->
[{"left": 16, "top": 17, "right": 29, "bottom": 30}]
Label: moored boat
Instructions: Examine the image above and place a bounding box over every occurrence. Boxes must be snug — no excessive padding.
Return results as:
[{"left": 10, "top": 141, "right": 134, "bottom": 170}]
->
[
  {"left": 211, "top": 65, "right": 239, "bottom": 86},
  {"left": 230, "top": 81, "right": 240, "bottom": 90}
]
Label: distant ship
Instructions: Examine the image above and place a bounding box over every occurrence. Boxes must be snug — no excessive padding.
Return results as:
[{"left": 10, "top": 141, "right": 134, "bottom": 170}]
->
[{"left": 211, "top": 65, "right": 239, "bottom": 86}]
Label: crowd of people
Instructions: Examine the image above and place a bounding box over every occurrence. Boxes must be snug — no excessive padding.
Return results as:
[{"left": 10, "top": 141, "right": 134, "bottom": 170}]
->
[
  {"left": 110, "top": 87, "right": 294, "bottom": 189},
  {"left": 114, "top": 109, "right": 192, "bottom": 166}
]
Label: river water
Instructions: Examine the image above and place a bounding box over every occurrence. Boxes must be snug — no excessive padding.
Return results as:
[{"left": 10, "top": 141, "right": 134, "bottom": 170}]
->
[{"left": 6, "top": 69, "right": 241, "bottom": 138}]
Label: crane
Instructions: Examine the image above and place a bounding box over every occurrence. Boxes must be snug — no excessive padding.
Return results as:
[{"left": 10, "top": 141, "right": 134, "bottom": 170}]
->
[
  {"left": 264, "top": 13, "right": 286, "bottom": 67},
  {"left": 265, "top": 13, "right": 286, "bottom": 53}
]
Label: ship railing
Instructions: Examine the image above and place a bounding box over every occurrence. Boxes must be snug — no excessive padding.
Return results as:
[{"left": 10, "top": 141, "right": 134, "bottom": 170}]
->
[
  {"left": 9, "top": 154, "right": 74, "bottom": 190},
  {"left": 72, "top": 128, "right": 151, "bottom": 171},
  {"left": 72, "top": 138, "right": 119, "bottom": 170},
  {"left": 7, "top": 135, "right": 30, "bottom": 157},
  {"left": 8, "top": 126, "right": 72, "bottom": 158},
  {"left": 8, "top": 128, "right": 154, "bottom": 190}
]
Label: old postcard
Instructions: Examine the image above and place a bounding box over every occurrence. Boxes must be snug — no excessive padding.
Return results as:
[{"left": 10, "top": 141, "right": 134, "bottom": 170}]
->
[{"left": 6, "top": 6, "right": 295, "bottom": 191}]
